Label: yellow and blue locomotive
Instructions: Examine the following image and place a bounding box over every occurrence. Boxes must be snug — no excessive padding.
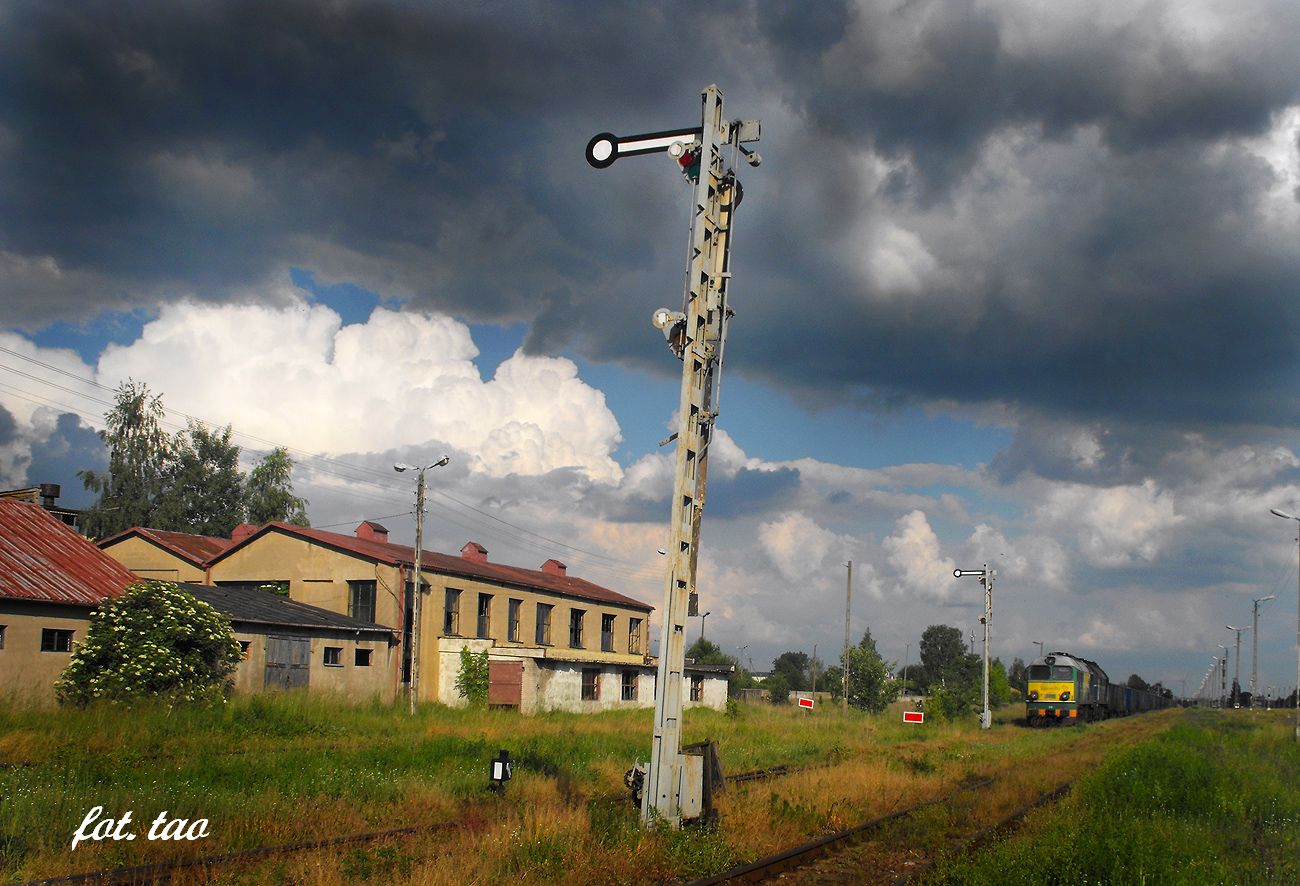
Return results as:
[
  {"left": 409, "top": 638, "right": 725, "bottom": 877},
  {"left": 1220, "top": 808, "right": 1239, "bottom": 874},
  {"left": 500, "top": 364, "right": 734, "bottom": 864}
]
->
[{"left": 1026, "top": 651, "right": 1170, "bottom": 726}]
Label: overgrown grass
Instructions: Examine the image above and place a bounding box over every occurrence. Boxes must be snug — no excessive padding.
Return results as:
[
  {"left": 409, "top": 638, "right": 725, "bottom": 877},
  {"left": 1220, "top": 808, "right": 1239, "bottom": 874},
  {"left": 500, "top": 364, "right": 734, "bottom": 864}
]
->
[
  {"left": 0, "top": 693, "right": 1195, "bottom": 883},
  {"left": 928, "top": 709, "right": 1300, "bottom": 885}
]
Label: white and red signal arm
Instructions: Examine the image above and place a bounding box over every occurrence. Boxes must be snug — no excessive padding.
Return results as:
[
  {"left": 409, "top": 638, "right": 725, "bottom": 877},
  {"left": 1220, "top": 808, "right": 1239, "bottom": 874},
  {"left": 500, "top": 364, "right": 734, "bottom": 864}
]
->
[{"left": 585, "top": 127, "right": 703, "bottom": 168}]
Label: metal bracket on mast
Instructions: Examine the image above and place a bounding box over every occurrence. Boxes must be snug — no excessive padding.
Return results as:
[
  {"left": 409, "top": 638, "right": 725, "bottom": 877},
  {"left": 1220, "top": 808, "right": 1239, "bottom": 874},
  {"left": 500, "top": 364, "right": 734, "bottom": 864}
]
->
[{"left": 589, "top": 85, "right": 760, "bottom": 828}]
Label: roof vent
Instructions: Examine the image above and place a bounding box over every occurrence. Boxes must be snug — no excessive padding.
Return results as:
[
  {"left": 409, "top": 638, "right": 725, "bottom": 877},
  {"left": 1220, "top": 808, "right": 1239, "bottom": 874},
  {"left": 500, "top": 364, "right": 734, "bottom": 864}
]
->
[
  {"left": 541, "top": 558, "right": 567, "bottom": 577},
  {"left": 38, "top": 483, "right": 61, "bottom": 507},
  {"left": 461, "top": 541, "right": 488, "bottom": 563}
]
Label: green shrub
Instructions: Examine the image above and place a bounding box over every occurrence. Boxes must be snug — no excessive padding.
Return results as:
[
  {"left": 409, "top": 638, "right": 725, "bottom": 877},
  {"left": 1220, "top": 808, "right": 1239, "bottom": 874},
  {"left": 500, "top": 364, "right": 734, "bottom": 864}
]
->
[
  {"left": 55, "top": 580, "right": 242, "bottom": 706},
  {"left": 455, "top": 646, "right": 489, "bottom": 707}
]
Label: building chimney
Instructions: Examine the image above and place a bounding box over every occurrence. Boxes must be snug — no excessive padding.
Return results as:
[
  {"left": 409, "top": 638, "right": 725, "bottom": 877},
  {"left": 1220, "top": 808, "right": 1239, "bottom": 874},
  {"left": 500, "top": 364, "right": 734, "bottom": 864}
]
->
[
  {"left": 461, "top": 541, "right": 488, "bottom": 563},
  {"left": 541, "top": 558, "right": 567, "bottom": 577},
  {"left": 231, "top": 523, "right": 258, "bottom": 544},
  {"left": 39, "top": 483, "right": 60, "bottom": 508},
  {"left": 356, "top": 521, "right": 389, "bottom": 543}
]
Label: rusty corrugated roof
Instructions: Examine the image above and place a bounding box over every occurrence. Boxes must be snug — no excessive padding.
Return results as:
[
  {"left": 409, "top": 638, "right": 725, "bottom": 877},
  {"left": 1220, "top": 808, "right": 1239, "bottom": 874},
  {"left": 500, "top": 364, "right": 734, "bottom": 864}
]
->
[
  {"left": 98, "top": 527, "right": 234, "bottom": 566},
  {"left": 211, "top": 522, "right": 654, "bottom": 612},
  {"left": 0, "top": 500, "right": 136, "bottom": 605}
]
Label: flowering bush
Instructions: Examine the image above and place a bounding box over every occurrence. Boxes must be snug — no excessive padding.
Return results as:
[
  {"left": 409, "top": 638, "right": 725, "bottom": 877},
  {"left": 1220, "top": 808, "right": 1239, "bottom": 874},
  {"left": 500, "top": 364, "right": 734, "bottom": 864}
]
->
[{"left": 56, "top": 580, "right": 243, "bottom": 706}]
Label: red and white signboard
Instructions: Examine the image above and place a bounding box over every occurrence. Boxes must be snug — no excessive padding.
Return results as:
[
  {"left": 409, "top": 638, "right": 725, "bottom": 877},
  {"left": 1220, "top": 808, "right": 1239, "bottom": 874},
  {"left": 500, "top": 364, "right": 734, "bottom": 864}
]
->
[
  {"left": 797, "top": 696, "right": 815, "bottom": 709},
  {"left": 903, "top": 710, "right": 925, "bottom": 724}
]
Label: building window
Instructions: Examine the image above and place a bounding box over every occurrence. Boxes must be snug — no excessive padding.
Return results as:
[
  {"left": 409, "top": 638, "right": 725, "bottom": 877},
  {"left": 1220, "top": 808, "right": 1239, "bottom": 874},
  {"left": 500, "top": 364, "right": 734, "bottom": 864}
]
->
[
  {"left": 239, "top": 641, "right": 251, "bottom": 659},
  {"left": 582, "top": 668, "right": 600, "bottom": 701},
  {"left": 355, "top": 648, "right": 372, "bottom": 667},
  {"left": 535, "top": 603, "right": 553, "bottom": 645},
  {"left": 690, "top": 675, "right": 704, "bottom": 702},
  {"left": 628, "top": 618, "right": 643, "bottom": 655},
  {"left": 508, "top": 599, "right": 521, "bottom": 643},
  {"left": 477, "top": 593, "right": 493, "bottom": 639},
  {"left": 323, "top": 646, "right": 343, "bottom": 667},
  {"left": 444, "top": 589, "right": 462, "bottom": 635},
  {"left": 569, "top": 609, "right": 585, "bottom": 648},
  {"left": 0, "top": 624, "right": 6, "bottom": 650},
  {"left": 348, "top": 580, "right": 377, "bottom": 623},
  {"left": 40, "top": 628, "right": 73, "bottom": 652},
  {"left": 621, "top": 670, "right": 638, "bottom": 701},
  {"left": 601, "top": 614, "right": 615, "bottom": 652}
]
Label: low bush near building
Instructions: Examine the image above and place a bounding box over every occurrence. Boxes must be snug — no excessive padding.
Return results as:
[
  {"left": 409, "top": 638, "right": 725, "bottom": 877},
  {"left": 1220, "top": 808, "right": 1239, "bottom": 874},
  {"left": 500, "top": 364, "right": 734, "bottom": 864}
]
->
[{"left": 55, "top": 580, "right": 242, "bottom": 706}]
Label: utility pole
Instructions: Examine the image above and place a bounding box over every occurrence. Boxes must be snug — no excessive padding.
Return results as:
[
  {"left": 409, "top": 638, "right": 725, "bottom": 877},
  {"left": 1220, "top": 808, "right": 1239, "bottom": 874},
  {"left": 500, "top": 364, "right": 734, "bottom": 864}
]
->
[
  {"left": 1251, "top": 594, "right": 1276, "bottom": 705},
  {"left": 393, "top": 456, "right": 450, "bottom": 716},
  {"left": 589, "top": 85, "right": 761, "bottom": 827},
  {"left": 954, "top": 565, "right": 995, "bottom": 729},
  {"left": 1218, "top": 645, "right": 1229, "bottom": 708},
  {"left": 1226, "top": 625, "right": 1250, "bottom": 706},
  {"left": 1267, "top": 508, "right": 1300, "bottom": 741},
  {"left": 842, "top": 561, "right": 852, "bottom": 709}
]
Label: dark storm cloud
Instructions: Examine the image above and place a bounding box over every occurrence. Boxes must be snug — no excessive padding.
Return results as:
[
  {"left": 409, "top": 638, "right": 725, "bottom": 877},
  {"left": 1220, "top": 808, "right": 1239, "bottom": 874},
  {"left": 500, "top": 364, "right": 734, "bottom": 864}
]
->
[
  {"left": 22, "top": 412, "right": 106, "bottom": 507},
  {"left": 0, "top": 403, "right": 16, "bottom": 446},
  {"left": 6, "top": 0, "right": 1300, "bottom": 448}
]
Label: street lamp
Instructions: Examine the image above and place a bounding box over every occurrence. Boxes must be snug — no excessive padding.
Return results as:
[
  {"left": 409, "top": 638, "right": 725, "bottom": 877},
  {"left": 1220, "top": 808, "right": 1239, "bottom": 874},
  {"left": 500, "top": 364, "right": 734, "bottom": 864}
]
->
[
  {"left": 1218, "top": 645, "right": 1229, "bottom": 708},
  {"left": 1251, "top": 594, "right": 1276, "bottom": 706},
  {"left": 1034, "top": 640, "right": 1044, "bottom": 658},
  {"left": 394, "top": 455, "right": 450, "bottom": 716},
  {"left": 1226, "top": 625, "right": 1250, "bottom": 706},
  {"left": 699, "top": 611, "right": 711, "bottom": 641},
  {"left": 1268, "top": 507, "right": 1300, "bottom": 742}
]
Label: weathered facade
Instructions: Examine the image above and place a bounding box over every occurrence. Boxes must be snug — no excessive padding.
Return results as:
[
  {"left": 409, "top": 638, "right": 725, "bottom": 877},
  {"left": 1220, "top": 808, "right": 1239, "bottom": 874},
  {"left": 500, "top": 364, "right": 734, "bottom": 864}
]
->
[
  {"left": 203, "top": 522, "right": 658, "bottom": 707},
  {"left": 0, "top": 499, "right": 134, "bottom": 703},
  {"left": 98, "top": 527, "right": 235, "bottom": 583},
  {"left": 182, "top": 583, "right": 397, "bottom": 699}
]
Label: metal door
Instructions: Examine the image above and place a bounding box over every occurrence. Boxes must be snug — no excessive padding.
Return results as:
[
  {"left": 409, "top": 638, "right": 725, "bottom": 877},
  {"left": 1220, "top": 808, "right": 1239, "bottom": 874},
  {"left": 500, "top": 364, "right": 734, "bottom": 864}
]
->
[
  {"left": 488, "top": 660, "right": 523, "bottom": 707},
  {"left": 264, "top": 635, "right": 310, "bottom": 690}
]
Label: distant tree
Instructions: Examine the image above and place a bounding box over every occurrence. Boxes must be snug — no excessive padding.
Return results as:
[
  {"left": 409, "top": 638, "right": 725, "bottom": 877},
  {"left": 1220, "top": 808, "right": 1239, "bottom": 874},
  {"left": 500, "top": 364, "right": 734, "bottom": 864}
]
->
[
  {"left": 989, "top": 658, "right": 1011, "bottom": 706},
  {"left": 772, "top": 651, "right": 812, "bottom": 691},
  {"left": 918, "top": 625, "right": 966, "bottom": 691},
  {"left": 1127, "top": 674, "right": 1150, "bottom": 691},
  {"left": 1008, "top": 657, "right": 1028, "bottom": 693},
  {"left": 245, "top": 447, "right": 310, "bottom": 526},
  {"left": 56, "top": 580, "right": 241, "bottom": 706},
  {"left": 154, "top": 421, "right": 246, "bottom": 537},
  {"left": 821, "top": 665, "right": 844, "bottom": 701},
  {"left": 765, "top": 673, "right": 791, "bottom": 705},
  {"left": 842, "top": 631, "right": 899, "bottom": 713},
  {"left": 687, "top": 637, "right": 747, "bottom": 696},
  {"left": 79, "top": 380, "right": 173, "bottom": 538}
]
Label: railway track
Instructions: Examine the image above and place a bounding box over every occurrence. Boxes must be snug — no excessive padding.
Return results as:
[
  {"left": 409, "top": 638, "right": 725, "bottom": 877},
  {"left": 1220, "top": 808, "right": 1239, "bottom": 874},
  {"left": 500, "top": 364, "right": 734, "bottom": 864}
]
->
[{"left": 686, "top": 776, "right": 1074, "bottom": 886}]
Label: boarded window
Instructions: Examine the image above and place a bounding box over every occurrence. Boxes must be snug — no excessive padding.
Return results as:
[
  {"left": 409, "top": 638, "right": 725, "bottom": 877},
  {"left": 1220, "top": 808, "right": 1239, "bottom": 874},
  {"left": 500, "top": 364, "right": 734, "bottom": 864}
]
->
[
  {"left": 536, "top": 604, "right": 553, "bottom": 645},
  {"left": 348, "top": 580, "right": 377, "bottom": 623},
  {"left": 508, "top": 599, "right": 521, "bottom": 642},
  {"left": 40, "top": 628, "right": 72, "bottom": 652},
  {"left": 581, "top": 668, "right": 600, "bottom": 701},
  {"left": 444, "top": 589, "right": 462, "bottom": 635},
  {"left": 601, "top": 614, "right": 615, "bottom": 652},
  {"left": 690, "top": 675, "right": 704, "bottom": 702},
  {"left": 569, "top": 609, "right": 585, "bottom": 648}
]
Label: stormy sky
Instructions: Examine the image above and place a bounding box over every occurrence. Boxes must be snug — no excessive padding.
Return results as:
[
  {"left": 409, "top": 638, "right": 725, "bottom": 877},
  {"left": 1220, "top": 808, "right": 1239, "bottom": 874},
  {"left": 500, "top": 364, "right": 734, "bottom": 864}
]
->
[{"left": 3, "top": 0, "right": 1300, "bottom": 698}]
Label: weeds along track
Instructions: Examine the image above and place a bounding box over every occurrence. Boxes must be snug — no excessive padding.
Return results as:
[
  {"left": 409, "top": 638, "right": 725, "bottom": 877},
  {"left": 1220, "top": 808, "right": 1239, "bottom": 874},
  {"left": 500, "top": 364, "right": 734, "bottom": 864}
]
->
[{"left": 684, "top": 775, "right": 997, "bottom": 886}]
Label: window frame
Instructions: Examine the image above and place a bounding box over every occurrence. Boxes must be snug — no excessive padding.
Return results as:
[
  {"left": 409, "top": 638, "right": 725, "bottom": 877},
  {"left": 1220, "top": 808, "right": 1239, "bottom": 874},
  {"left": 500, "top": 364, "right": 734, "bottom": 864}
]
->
[
  {"left": 569, "top": 608, "right": 585, "bottom": 648},
  {"left": 0, "top": 623, "right": 6, "bottom": 650},
  {"left": 477, "top": 593, "right": 493, "bottom": 639},
  {"left": 600, "top": 613, "right": 615, "bottom": 652},
  {"left": 443, "top": 588, "right": 462, "bottom": 636},
  {"left": 628, "top": 617, "right": 643, "bottom": 655},
  {"left": 581, "top": 668, "right": 601, "bottom": 701},
  {"left": 40, "top": 628, "right": 73, "bottom": 653},
  {"left": 621, "top": 670, "right": 638, "bottom": 701},
  {"left": 348, "top": 580, "right": 378, "bottom": 623},
  {"left": 535, "top": 603, "right": 553, "bottom": 645},
  {"left": 690, "top": 675, "right": 704, "bottom": 702},
  {"left": 507, "top": 598, "right": 522, "bottom": 643},
  {"left": 323, "top": 646, "right": 343, "bottom": 667},
  {"left": 354, "top": 648, "right": 372, "bottom": 667}
]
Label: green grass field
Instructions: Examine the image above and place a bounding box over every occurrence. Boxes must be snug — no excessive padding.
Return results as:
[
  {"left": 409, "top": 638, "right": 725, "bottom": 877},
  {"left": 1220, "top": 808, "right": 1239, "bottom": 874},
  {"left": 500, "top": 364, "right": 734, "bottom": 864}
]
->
[{"left": 1, "top": 696, "right": 1290, "bottom": 884}]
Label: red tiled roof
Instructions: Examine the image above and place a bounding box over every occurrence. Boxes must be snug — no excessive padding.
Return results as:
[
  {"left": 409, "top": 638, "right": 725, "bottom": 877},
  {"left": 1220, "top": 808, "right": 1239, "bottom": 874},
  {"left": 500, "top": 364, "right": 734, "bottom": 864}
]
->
[
  {"left": 212, "top": 522, "right": 653, "bottom": 612},
  {"left": 98, "top": 527, "right": 234, "bottom": 566},
  {"left": 0, "top": 500, "right": 137, "bottom": 605}
]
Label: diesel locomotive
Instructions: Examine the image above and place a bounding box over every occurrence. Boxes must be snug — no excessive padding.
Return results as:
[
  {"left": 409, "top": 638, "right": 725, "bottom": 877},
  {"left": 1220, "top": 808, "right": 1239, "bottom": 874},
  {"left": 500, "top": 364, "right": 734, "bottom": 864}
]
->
[{"left": 1026, "top": 651, "right": 1171, "bottom": 726}]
